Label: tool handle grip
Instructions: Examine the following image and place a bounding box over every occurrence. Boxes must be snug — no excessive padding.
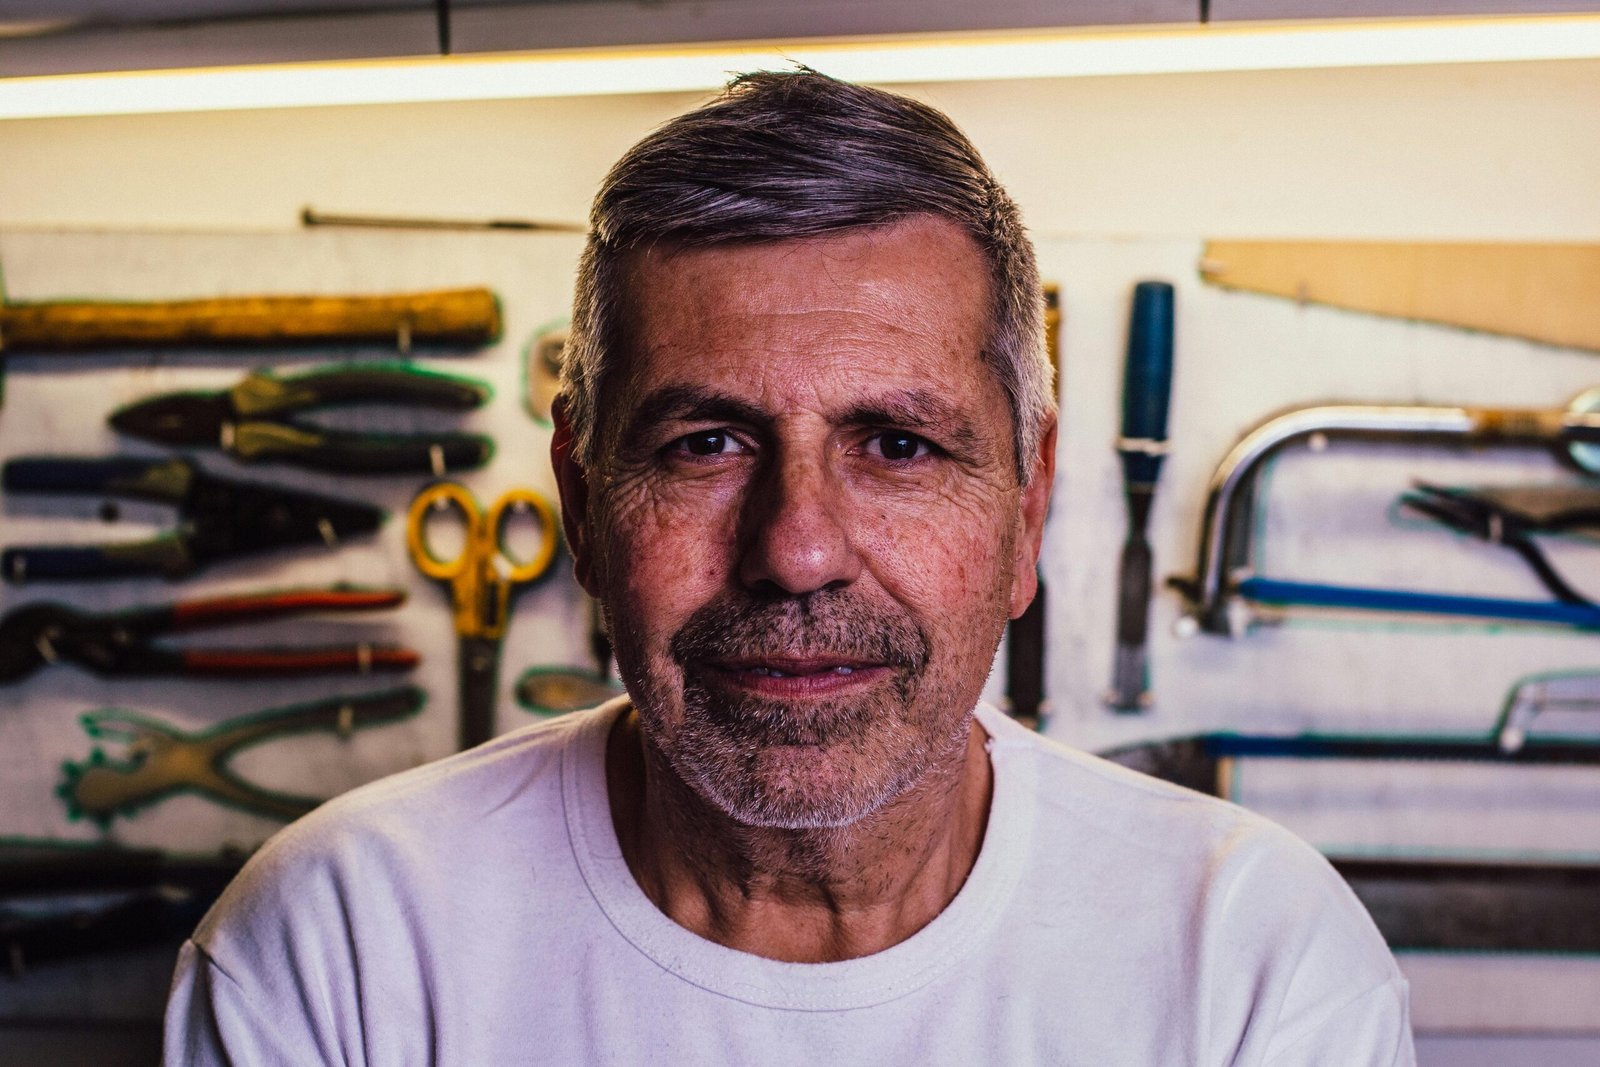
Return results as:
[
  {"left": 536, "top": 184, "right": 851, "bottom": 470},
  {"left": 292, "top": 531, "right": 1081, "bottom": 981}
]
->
[
  {"left": 2, "top": 542, "right": 183, "bottom": 583},
  {"left": 266, "top": 365, "right": 491, "bottom": 413},
  {"left": 2, "top": 456, "right": 173, "bottom": 495},
  {"left": 0, "top": 288, "right": 502, "bottom": 351},
  {"left": 229, "top": 424, "right": 493, "bottom": 474},
  {"left": 1119, "top": 281, "right": 1176, "bottom": 485},
  {"left": 181, "top": 647, "right": 419, "bottom": 675},
  {"left": 168, "top": 587, "right": 406, "bottom": 628}
]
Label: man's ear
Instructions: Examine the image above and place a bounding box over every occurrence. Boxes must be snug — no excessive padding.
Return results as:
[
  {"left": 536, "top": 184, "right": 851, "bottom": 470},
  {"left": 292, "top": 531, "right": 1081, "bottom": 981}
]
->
[
  {"left": 551, "top": 396, "right": 599, "bottom": 596},
  {"left": 1009, "top": 416, "right": 1057, "bottom": 620}
]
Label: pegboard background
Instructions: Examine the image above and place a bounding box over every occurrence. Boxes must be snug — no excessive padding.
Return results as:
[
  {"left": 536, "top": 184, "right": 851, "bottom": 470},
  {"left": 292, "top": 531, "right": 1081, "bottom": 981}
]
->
[{"left": 2, "top": 226, "right": 1599, "bottom": 1031}]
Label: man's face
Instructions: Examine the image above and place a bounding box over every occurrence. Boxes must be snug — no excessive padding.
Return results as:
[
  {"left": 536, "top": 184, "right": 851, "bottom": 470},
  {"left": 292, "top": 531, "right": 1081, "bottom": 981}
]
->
[{"left": 566, "top": 216, "right": 1050, "bottom": 830}]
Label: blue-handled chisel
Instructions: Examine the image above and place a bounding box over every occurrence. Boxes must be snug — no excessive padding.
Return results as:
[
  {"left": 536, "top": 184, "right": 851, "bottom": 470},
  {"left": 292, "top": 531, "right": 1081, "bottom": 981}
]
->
[{"left": 1108, "top": 281, "right": 1175, "bottom": 712}]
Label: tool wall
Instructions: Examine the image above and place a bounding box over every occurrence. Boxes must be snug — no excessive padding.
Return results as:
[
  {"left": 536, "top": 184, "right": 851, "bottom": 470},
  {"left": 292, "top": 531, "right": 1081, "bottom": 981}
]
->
[
  {"left": 2, "top": 227, "right": 1598, "bottom": 1032},
  {"left": 1034, "top": 236, "right": 1600, "bottom": 1032}
]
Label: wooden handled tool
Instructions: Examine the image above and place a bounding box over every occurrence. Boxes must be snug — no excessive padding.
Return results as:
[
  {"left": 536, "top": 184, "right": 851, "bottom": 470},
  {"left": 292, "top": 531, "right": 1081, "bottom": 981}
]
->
[{"left": 0, "top": 286, "right": 502, "bottom": 351}]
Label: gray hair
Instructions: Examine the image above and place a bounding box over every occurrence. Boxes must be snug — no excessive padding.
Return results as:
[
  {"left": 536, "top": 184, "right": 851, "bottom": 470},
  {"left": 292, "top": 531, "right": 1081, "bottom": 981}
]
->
[{"left": 563, "top": 68, "right": 1054, "bottom": 483}]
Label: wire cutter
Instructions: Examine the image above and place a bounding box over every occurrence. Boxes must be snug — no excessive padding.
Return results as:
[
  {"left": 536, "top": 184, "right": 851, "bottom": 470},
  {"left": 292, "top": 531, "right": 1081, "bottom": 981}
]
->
[
  {"left": 0, "top": 587, "right": 418, "bottom": 682},
  {"left": 108, "top": 363, "right": 494, "bottom": 475},
  {"left": 1, "top": 454, "right": 385, "bottom": 582},
  {"left": 407, "top": 481, "right": 558, "bottom": 750},
  {"left": 1401, "top": 482, "right": 1600, "bottom": 607}
]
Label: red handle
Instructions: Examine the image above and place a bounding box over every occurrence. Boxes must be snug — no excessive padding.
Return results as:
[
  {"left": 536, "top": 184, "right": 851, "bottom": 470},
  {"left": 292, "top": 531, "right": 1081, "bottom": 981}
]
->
[
  {"left": 181, "top": 646, "right": 419, "bottom": 675},
  {"left": 170, "top": 588, "right": 405, "bottom": 629}
]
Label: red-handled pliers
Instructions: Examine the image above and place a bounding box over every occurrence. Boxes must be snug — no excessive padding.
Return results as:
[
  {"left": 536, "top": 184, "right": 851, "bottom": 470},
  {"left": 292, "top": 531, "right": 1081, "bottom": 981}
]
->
[{"left": 0, "top": 586, "right": 418, "bottom": 682}]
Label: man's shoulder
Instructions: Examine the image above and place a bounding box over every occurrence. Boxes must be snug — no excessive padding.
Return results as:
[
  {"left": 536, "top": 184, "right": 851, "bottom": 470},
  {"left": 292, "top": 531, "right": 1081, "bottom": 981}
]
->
[
  {"left": 193, "top": 701, "right": 616, "bottom": 945},
  {"left": 979, "top": 705, "right": 1361, "bottom": 905},
  {"left": 978, "top": 706, "right": 1407, "bottom": 1060},
  {"left": 294, "top": 700, "right": 606, "bottom": 838}
]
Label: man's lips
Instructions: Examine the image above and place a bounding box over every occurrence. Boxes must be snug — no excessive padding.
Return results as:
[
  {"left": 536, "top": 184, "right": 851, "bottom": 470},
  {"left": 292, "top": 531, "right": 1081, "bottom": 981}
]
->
[{"left": 700, "top": 656, "right": 891, "bottom": 694}]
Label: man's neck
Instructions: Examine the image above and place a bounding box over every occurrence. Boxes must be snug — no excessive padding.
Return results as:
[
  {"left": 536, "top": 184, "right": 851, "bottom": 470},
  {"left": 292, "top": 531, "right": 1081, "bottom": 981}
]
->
[{"left": 605, "top": 706, "right": 994, "bottom": 963}]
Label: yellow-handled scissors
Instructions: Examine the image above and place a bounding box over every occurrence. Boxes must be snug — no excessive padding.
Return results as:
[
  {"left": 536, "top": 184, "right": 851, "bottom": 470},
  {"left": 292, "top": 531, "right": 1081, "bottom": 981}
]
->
[{"left": 406, "top": 481, "right": 559, "bottom": 749}]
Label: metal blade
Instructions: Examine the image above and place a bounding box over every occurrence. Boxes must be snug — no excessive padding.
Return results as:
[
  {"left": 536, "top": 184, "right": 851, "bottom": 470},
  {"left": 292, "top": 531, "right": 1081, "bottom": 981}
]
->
[
  {"left": 108, "top": 393, "right": 230, "bottom": 446},
  {"left": 184, "top": 472, "right": 385, "bottom": 567}
]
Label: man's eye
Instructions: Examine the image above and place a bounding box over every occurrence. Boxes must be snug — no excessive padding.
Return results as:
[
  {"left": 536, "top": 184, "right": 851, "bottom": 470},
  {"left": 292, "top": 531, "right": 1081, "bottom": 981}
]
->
[
  {"left": 866, "top": 432, "right": 930, "bottom": 462},
  {"left": 673, "top": 430, "right": 743, "bottom": 457}
]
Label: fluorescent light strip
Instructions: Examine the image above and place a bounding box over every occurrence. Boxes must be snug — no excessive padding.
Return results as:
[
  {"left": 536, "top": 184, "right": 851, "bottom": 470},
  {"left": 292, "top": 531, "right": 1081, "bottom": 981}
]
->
[{"left": 4, "top": 15, "right": 1600, "bottom": 120}]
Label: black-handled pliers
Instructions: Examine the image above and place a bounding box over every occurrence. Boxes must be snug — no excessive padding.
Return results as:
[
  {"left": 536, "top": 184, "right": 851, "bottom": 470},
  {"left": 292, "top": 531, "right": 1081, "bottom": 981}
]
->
[
  {"left": 1401, "top": 482, "right": 1600, "bottom": 607},
  {"left": 108, "top": 363, "right": 494, "bottom": 475},
  {"left": 0, "top": 586, "right": 419, "bottom": 682},
  {"left": 1, "top": 454, "right": 385, "bottom": 582}
]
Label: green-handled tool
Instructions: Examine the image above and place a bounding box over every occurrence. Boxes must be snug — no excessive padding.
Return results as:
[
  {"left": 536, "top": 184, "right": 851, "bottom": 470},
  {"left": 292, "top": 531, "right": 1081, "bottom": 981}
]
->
[
  {"left": 110, "top": 363, "right": 493, "bottom": 475},
  {"left": 1108, "top": 281, "right": 1175, "bottom": 712}
]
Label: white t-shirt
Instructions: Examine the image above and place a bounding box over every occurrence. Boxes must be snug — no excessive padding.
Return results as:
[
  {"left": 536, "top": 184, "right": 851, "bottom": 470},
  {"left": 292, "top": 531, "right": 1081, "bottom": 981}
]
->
[{"left": 164, "top": 701, "right": 1413, "bottom": 1066}]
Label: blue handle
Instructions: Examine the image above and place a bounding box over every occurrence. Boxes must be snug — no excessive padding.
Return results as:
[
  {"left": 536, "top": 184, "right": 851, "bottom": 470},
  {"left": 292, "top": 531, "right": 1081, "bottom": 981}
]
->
[
  {"left": 2, "top": 545, "right": 153, "bottom": 583},
  {"left": 1119, "top": 281, "right": 1175, "bottom": 486},
  {"left": 1239, "top": 577, "right": 1600, "bottom": 629},
  {"left": 2, "top": 456, "right": 174, "bottom": 495}
]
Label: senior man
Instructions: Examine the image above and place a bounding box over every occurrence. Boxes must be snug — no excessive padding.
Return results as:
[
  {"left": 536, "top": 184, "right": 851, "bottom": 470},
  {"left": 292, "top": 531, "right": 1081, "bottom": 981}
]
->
[{"left": 166, "top": 70, "right": 1413, "bottom": 1065}]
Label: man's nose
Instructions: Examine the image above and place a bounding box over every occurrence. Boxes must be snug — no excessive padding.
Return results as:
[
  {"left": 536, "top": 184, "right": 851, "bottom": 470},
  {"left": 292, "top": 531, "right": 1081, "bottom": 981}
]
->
[{"left": 737, "top": 452, "right": 862, "bottom": 596}]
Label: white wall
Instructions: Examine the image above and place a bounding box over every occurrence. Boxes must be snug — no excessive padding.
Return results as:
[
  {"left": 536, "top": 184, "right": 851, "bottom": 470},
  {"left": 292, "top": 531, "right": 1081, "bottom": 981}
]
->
[{"left": 3, "top": 60, "right": 1599, "bottom": 239}]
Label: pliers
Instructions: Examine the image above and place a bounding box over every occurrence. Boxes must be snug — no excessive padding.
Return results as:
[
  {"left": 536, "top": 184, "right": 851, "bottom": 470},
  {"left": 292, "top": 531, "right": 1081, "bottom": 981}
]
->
[
  {"left": 59, "top": 685, "right": 426, "bottom": 825},
  {"left": 1401, "top": 482, "right": 1600, "bottom": 607},
  {"left": 0, "top": 587, "right": 419, "bottom": 682},
  {"left": 1, "top": 454, "right": 385, "bottom": 582},
  {"left": 108, "top": 363, "right": 494, "bottom": 475}
]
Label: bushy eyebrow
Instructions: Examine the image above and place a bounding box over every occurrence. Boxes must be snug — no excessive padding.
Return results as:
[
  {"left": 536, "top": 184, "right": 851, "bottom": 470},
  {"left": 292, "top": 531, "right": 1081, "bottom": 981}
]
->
[
  {"left": 621, "top": 384, "right": 989, "bottom": 454},
  {"left": 839, "top": 389, "right": 985, "bottom": 451},
  {"left": 620, "top": 385, "right": 766, "bottom": 446}
]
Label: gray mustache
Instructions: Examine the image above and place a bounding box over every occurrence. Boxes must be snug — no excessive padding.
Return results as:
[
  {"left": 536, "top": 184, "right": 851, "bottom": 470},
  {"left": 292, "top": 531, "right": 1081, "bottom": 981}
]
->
[{"left": 669, "top": 590, "right": 930, "bottom": 672}]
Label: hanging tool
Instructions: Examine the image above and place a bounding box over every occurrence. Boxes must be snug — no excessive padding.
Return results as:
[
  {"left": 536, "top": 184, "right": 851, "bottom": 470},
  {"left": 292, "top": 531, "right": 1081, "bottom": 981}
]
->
[
  {"left": 1003, "top": 284, "right": 1060, "bottom": 730},
  {"left": 1496, "top": 669, "right": 1600, "bottom": 752},
  {"left": 1102, "top": 668, "right": 1600, "bottom": 953},
  {"left": 1335, "top": 858, "right": 1600, "bottom": 954},
  {"left": 1105, "top": 669, "right": 1600, "bottom": 795},
  {"left": 407, "top": 482, "right": 559, "bottom": 749},
  {"left": 1103, "top": 726, "right": 1600, "bottom": 798},
  {"left": 524, "top": 321, "right": 568, "bottom": 425},
  {"left": 0, "top": 287, "right": 501, "bottom": 352},
  {"left": 515, "top": 668, "right": 622, "bottom": 717},
  {"left": 1, "top": 455, "right": 385, "bottom": 582},
  {"left": 515, "top": 594, "right": 621, "bottom": 716},
  {"left": 58, "top": 686, "right": 426, "bottom": 825},
  {"left": 0, "top": 841, "right": 244, "bottom": 971},
  {"left": 1173, "top": 392, "right": 1600, "bottom": 636},
  {"left": 998, "top": 286, "right": 1062, "bottom": 735},
  {"left": 0, "top": 586, "right": 416, "bottom": 683},
  {"left": 1401, "top": 483, "right": 1600, "bottom": 607},
  {"left": 1237, "top": 577, "right": 1600, "bottom": 631},
  {"left": 109, "top": 363, "right": 494, "bottom": 475},
  {"left": 302, "top": 207, "right": 587, "bottom": 234},
  {"left": 1108, "top": 281, "right": 1175, "bottom": 712},
  {"left": 1199, "top": 240, "right": 1600, "bottom": 353}
]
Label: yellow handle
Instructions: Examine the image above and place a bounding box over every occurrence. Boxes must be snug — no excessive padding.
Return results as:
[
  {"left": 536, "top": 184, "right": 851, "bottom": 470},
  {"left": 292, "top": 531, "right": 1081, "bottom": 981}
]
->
[
  {"left": 484, "top": 488, "right": 559, "bottom": 582},
  {"left": 406, "top": 481, "right": 480, "bottom": 580},
  {"left": 406, "top": 482, "right": 560, "bottom": 639}
]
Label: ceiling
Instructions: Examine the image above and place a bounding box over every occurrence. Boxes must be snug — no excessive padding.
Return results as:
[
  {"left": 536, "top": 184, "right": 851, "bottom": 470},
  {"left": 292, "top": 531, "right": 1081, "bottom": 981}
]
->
[
  {"left": 0, "top": 0, "right": 1203, "bottom": 77},
  {"left": 5, "top": 1, "right": 1600, "bottom": 81}
]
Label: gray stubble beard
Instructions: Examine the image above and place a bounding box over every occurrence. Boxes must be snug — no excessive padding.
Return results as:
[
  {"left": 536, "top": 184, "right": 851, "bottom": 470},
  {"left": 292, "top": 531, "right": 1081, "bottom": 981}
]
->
[{"left": 649, "top": 589, "right": 961, "bottom": 831}]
